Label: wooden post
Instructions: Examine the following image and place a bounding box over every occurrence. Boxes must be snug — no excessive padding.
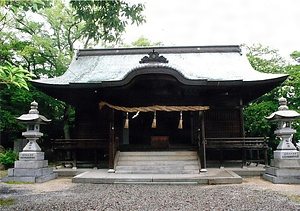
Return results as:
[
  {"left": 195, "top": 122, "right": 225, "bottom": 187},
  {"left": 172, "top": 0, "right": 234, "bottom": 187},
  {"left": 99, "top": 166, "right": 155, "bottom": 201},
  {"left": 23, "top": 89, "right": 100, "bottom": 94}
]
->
[
  {"left": 199, "top": 111, "right": 207, "bottom": 172},
  {"left": 220, "top": 148, "right": 224, "bottom": 168},
  {"left": 239, "top": 98, "right": 245, "bottom": 137},
  {"left": 239, "top": 98, "right": 246, "bottom": 167},
  {"left": 264, "top": 138, "right": 268, "bottom": 166},
  {"left": 94, "top": 149, "right": 97, "bottom": 168},
  {"left": 242, "top": 138, "right": 246, "bottom": 167},
  {"left": 72, "top": 149, "right": 77, "bottom": 169},
  {"left": 108, "top": 109, "right": 115, "bottom": 173}
]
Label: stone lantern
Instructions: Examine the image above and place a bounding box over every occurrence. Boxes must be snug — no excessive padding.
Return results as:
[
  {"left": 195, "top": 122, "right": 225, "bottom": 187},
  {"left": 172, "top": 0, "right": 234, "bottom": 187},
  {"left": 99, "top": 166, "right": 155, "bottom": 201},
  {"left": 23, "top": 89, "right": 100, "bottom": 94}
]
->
[
  {"left": 3, "top": 101, "right": 57, "bottom": 183},
  {"left": 17, "top": 101, "right": 50, "bottom": 153},
  {"left": 263, "top": 97, "right": 300, "bottom": 183}
]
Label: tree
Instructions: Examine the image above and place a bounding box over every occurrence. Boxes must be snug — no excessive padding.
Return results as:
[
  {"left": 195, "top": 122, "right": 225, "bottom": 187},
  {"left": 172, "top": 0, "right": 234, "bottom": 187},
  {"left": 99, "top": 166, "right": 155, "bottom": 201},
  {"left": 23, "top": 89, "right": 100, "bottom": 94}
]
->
[
  {"left": 0, "top": 1, "right": 44, "bottom": 91},
  {"left": 70, "top": 0, "right": 145, "bottom": 46},
  {"left": 0, "top": 0, "right": 145, "bottom": 145},
  {"left": 243, "top": 44, "right": 300, "bottom": 150},
  {"left": 290, "top": 51, "right": 300, "bottom": 63},
  {"left": 131, "top": 36, "right": 163, "bottom": 47},
  {"left": 1, "top": 0, "right": 49, "bottom": 11}
]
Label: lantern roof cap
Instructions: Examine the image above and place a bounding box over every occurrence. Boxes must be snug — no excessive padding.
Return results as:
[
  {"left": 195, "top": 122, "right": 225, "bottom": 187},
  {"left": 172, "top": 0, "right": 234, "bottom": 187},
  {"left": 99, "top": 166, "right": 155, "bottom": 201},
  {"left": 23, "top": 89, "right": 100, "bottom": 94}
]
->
[
  {"left": 17, "top": 101, "right": 51, "bottom": 123},
  {"left": 266, "top": 97, "right": 300, "bottom": 120},
  {"left": 266, "top": 110, "right": 300, "bottom": 120}
]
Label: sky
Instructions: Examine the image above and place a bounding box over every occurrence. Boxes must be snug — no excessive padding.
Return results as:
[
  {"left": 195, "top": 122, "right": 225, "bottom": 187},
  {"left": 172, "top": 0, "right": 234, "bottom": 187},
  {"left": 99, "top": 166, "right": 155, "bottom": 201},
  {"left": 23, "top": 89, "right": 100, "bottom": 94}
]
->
[{"left": 123, "top": 0, "right": 300, "bottom": 58}]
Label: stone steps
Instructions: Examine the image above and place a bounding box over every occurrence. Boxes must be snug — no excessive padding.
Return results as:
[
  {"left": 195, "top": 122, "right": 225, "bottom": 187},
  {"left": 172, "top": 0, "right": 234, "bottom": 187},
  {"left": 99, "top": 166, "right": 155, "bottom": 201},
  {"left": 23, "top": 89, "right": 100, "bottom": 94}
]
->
[
  {"left": 115, "top": 151, "right": 200, "bottom": 174},
  {"left": 119, "top": 151, "right": 197, "bottom": 156},
  {"left": 118, "top": 156, "right": 197, "bottom": 161},
  {"left": 118, "top": 160, "right": 198, "bottom": 166}
]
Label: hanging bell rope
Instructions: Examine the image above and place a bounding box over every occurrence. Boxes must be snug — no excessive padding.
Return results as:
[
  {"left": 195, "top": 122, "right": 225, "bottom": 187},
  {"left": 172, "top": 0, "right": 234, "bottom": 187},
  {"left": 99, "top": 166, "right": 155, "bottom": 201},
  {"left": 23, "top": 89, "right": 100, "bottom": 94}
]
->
[
  {"left": 151, "top": 111, "right": 157, "bottom": 128},
  {"left": 99, "top": 101, "right": 209, "bottom": 112},
  {"left": 178, "top": 111, "right": 183, "bottom": 129},
  {"left": 124, "top": 112, "right": 129, "bottom": 129}
]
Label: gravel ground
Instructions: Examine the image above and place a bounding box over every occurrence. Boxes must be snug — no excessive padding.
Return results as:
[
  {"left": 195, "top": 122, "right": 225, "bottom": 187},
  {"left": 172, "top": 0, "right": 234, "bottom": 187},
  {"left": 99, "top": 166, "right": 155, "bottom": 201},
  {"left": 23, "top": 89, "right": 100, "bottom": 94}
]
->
[{"left": 1, "top": 177, "right": 300, "bottom": 211}]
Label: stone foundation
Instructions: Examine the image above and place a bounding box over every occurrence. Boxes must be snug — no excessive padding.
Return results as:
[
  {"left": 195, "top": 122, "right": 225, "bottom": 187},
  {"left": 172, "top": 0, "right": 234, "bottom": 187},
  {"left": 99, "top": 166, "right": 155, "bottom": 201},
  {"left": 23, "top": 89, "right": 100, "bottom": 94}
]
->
[
  {"left": 3, "top": 151, "right": 57, "bottom": 183},
  {"left": 263, "top": 158, "right": 300, "bottom": 184}
]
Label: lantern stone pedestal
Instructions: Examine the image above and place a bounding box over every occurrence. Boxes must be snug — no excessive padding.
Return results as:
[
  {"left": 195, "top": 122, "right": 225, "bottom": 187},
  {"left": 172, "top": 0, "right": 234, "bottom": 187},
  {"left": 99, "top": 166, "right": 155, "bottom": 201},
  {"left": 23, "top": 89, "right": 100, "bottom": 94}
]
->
[
  {"left": 263, "top": 134, "right": 300, "bottom": 184},
  {"left": 4, "top": 151, "right": 58, "bottom": 183},
  {"left": 2, "top": 101, "right": 57, "bottom": 183},
  {"left": 262, "top": 97, "right": 300, "bottom": 184}
]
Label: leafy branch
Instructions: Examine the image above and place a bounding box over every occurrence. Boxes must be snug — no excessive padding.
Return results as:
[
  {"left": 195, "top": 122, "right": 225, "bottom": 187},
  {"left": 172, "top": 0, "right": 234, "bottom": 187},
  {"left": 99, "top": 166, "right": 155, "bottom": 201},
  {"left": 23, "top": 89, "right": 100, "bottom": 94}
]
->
[{"left": 0, "top": 62, "right": 35, "bottom": 90}]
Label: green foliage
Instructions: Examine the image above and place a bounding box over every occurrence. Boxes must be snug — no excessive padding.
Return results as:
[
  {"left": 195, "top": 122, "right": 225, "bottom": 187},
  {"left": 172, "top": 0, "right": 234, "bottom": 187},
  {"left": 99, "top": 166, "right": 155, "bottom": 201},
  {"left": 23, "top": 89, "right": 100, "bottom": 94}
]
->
[
  {"left": 290, "top": 51, "right": 300, "bottom": 63},
  {"left": 0, "top": 84, "right": 67, "bottom": 142},
  {"left": 70, "top": 0, "right": 145, "bottom": 45},
  {"left": 243, "top": 44, "right": 287, "bottom": 74},
  {"left": 0, "top": 149, "right": 18, "bottom": 169},
  {"left": 131, "top": 36, "right": 163, "bottom": 47},
  {"left": 3, "top": 0, "right": 50, "bottom": 12},
  {"left": 287, "top": 195, "right": 300, "bottom": 203},
  {"left": 0, "top": 0, "right": 144, "bottom": 143},
  {"left": 243, "top": 44, "right": 300, "bottom": 147},
  {"left": 0, "top": 199, "right": 14, "bottom": 206},
  {"left": 5, "top": 181, "right": 34, "bottom": 184},
  {"left": 244, "top": 101, "right": 277, "bottom": 137},
  {"left": 0, "top": 62, "right": 35, "bottom": 90},
  {"left": 0, "top": 169, "right": 8, "bottom": 177},
  {"left": 0, "top": 85, "right": 32, "bottom": 139}
]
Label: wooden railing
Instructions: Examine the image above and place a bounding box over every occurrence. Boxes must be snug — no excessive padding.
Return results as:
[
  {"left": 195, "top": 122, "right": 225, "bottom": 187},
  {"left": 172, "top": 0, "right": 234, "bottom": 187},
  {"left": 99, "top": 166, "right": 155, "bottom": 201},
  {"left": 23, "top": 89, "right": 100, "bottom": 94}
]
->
[
  {"left": 205, "top": 137, "right": 269, "bottom": 167},
  {"left": 52, "top": 139, "right": 109, "bottom": 149},
  {"left": 52, "top": 139, "right": 109, "bottom": 168}
]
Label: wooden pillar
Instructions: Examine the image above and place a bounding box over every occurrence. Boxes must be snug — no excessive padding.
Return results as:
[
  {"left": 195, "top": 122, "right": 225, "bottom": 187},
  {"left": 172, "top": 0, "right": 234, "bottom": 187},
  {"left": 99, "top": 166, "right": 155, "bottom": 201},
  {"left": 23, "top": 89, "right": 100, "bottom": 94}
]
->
[
  {"left": 239, "top": 98, "right": 246, "bottom": 167},
  {"left": 239, "top": 98, "right": 245, "bottom": 137},
  {"left": 264, "top": 139, "right": 268, "bottom": 166},
  {"left": 72, "top": 149, "right": 77, "bottom": 169},
  {"left": 94, "top": 149, "right": 97, "bottom": 168},
  {"left": 108, "top": 109, "right": 115, "bottom": 173},
  {"left": 219, "top": 149, "right": 224, "bottom": 167},
  {"left": 242, "top": 146, "right": 246, "bottom": 167},
  {"left": 199, "top": 111, "right": 207, "bottom": 172}
]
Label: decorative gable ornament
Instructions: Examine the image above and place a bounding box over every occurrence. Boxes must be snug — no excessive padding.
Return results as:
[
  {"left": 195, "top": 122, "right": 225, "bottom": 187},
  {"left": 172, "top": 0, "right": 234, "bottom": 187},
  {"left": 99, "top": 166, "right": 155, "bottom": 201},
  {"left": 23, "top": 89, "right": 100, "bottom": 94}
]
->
[{"left": 139, "top": 50, "right": 169, "bottom": 64}]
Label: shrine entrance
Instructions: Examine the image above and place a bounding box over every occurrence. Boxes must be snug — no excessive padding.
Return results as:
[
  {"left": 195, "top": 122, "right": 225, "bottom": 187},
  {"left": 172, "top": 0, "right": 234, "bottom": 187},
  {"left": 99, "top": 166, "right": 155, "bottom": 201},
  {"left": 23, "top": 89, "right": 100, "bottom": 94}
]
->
[
  {"left": 127, "top": 111, "right": 196, "bottom": 149},
  {"left": 99, "top": 102, "right": 207, "bottom": 152}
]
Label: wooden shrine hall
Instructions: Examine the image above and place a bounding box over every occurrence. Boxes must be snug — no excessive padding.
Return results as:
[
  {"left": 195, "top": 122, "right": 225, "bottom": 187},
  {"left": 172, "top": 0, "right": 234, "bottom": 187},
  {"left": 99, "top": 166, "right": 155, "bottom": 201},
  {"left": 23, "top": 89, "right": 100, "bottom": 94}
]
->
[{"left": 32, "top": 45, "right": 288, "bottom": 172}]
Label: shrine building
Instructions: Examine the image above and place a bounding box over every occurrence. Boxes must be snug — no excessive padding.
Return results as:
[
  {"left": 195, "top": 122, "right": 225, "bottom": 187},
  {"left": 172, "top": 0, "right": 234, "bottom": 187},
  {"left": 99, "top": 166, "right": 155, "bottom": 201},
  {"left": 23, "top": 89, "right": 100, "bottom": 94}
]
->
[{"left": 32, "top": 45, "right": 288, "bottom": 172}]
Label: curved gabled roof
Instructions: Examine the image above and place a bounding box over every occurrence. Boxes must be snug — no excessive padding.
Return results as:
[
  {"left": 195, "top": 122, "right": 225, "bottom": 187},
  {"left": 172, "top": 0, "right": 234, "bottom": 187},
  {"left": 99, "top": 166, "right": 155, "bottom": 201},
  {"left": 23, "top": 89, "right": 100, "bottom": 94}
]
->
[{"left": 32, "top": 45, "right": 288, "bottom": 87}]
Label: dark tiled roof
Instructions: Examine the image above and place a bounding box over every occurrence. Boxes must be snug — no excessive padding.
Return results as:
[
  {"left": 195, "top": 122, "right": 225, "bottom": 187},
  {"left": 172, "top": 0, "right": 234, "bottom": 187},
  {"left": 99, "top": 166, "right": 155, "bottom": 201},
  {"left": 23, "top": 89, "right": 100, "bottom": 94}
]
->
[{"left": 33, "top": 45, "right": 287, "bottom": 86}]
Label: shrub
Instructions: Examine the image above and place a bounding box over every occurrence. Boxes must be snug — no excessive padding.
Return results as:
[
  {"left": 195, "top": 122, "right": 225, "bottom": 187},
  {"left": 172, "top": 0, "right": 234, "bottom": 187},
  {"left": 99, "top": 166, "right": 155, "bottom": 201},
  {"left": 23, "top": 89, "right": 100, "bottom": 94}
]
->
[{"left": 0, "top": 149, "right": 18, "bottom": 169}]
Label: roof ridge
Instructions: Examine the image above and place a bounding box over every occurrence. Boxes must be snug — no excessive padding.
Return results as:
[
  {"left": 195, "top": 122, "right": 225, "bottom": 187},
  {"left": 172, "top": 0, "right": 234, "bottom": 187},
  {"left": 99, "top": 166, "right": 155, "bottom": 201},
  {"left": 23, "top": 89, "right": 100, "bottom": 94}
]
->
[{"left": 76, "top": 45, "right": 242, "bottom": 57}]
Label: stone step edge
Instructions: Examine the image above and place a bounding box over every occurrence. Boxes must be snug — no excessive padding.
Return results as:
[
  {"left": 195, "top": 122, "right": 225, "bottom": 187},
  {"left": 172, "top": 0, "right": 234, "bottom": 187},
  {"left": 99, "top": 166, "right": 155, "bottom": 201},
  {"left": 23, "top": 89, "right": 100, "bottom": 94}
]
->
[
  {"left": 119, "top": 152, "right": 197, "bottom": 155},
  {"left": 114, "top": 171, "right": 200, "bottom": 174},
  {"left": 117, "top": 161, "right": 199, "bottom": 165}
]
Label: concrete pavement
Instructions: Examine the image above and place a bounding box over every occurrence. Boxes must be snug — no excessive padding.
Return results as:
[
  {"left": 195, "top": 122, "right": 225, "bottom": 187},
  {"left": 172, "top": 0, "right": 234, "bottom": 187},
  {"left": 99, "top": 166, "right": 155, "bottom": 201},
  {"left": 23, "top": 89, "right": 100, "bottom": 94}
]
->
[{"left": 54, "top": 165, "right": 266, "bottom": 185}]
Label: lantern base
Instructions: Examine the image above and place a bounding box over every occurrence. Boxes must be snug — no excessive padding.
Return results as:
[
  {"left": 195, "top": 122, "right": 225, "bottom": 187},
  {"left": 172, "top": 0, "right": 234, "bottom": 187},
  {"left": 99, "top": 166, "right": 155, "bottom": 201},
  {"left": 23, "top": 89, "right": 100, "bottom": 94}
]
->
[
  {"left": 263, "top": 157, "right": 300, "bottom": 184},
  {"left": 3, "top": 168, "right": 57, "bottom": 183},
  {"left": 2, "top": 151, "right": 57, "bottom": 183}
]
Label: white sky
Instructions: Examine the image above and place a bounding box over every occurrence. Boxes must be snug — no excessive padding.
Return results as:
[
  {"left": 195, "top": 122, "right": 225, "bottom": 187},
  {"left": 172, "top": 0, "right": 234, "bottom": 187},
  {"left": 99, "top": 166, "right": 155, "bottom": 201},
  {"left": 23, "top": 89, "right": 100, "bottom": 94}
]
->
[{"left": 123, "top": 0, "right": 300, "bottom": 58}]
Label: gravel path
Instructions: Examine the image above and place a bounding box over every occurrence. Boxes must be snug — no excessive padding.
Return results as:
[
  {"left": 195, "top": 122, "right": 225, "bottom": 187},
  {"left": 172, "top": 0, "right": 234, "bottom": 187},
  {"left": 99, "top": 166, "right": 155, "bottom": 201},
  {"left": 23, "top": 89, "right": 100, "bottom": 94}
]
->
[{"left": 1, "top": 178, "right": 299, "bottom": 211}]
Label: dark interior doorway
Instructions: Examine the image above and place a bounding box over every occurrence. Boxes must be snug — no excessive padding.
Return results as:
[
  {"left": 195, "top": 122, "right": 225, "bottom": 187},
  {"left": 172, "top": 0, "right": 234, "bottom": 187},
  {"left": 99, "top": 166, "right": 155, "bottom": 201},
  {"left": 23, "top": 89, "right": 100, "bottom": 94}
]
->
[{"left": 128, "top": 111, "right": 194, "bottom": 147}]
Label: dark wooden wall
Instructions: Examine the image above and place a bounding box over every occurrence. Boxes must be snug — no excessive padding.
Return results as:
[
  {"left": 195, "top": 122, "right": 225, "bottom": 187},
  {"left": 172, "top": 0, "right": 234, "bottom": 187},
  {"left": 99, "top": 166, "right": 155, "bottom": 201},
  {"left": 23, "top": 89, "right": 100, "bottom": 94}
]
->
[
  {"left": 74, "top": 107, "right": 243, "bottom": 141},
  {"left": 205, "top": 108, "right": 243, "bottom": 138},
  {"left": 75, "top": 106, "right": 110, "bottom": 139}
]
